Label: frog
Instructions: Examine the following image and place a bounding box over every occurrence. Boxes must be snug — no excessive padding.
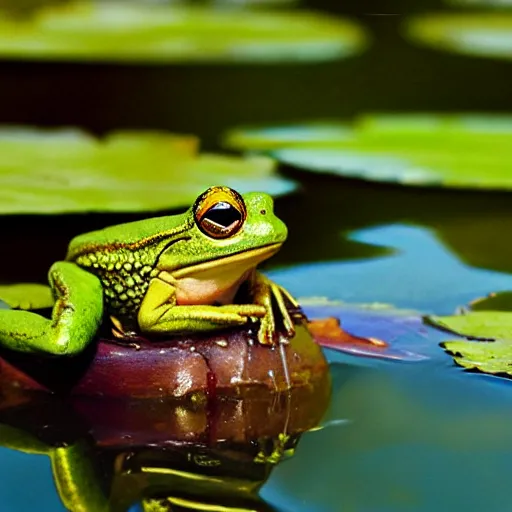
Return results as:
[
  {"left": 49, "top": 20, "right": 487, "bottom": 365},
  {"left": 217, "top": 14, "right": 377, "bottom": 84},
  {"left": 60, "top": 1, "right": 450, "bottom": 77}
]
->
[{"left": 0, "top": 186, "right": 302, "bottom": 356}]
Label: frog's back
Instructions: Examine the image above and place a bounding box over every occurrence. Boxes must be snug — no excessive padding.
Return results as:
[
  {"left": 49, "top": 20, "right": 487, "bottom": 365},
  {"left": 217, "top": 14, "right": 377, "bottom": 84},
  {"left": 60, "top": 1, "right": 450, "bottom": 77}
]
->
[{"left": 66, "top": 212, "right": 192, "bottom": 261}]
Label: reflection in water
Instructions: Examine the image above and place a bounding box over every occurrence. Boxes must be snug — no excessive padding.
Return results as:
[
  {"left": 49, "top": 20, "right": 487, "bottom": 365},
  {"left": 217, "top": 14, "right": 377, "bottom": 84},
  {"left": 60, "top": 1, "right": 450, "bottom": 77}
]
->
[
  {"left": 0, "top": 300, "right": 330, "bottom": 510},
  {"left": 0, "top": 367, "right": 330, "bottom": 511}
]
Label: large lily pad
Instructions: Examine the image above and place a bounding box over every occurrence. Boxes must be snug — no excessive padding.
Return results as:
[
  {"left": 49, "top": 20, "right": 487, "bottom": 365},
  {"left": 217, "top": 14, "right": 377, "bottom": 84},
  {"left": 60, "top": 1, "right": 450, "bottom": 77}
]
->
[
  {"left": 405, "top": 13, "right": 512, "bottom": 61},
  {"left": 0, "top": 2, "right": 368, "bottom": 64},
  {"left": 227, "top": 114, "right": 512, "bottom": 190},
  {"left": 0, "top": 126, "right": 296, "bottom": 214}
]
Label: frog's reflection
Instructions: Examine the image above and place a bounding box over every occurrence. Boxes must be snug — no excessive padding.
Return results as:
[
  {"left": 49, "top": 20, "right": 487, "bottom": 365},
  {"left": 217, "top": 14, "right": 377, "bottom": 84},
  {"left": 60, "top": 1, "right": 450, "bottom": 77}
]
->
[{"left": 0, "top": 368, "right": 331, "bottom": 512}]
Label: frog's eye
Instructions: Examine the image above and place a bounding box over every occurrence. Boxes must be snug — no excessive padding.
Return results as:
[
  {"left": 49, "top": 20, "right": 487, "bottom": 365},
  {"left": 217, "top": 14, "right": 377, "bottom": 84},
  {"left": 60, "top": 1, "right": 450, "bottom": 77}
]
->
[{"left": 194, "top": 186, "right": 246, "bottom": 239}]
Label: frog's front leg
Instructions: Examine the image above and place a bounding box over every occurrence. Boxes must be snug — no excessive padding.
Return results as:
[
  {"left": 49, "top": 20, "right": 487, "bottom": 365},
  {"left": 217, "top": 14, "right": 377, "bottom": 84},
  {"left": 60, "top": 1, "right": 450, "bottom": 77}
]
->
[
  {"left": 138, "top": 278, "right": 266, "bottom": 335},
  {"left": 0, "top": 262, "right": 103, "bottom": 355},
  {"left": 250, "top": 271, "right": 302, "bottom": 345}
]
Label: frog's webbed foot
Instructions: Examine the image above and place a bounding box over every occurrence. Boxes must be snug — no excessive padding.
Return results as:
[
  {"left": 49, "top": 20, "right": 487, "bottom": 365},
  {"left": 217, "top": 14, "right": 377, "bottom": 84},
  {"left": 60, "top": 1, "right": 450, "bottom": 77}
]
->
[
  {"left": 0, "top": 262, "right": 103, "bottom": 355},
  {"left": 250, "top": 272, "right": 303, "bottom": 346}
]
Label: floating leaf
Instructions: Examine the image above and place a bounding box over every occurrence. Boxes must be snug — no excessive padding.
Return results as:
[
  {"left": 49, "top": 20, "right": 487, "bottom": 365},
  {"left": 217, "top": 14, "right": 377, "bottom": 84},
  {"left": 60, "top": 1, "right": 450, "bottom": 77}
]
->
[
  {"left": 442, "top": 338, "right": 512, "bottom": 375},
  {"left": 0, "top": 284, "right": 53, "bottom": 310},
  {"left": 308, "top": 316, "right": 389, "bottom": 351},
  {"left": 301, "top": 299, "right": 436, "bottom": 362},
  {"left": 0, "top": 2, "right": 368, "bottom": 64},
  {"left": 233, "top": 114, "right": 512, "bottom": 190},
  {"left": 426, "top": 311, "right": 512, "bottom": 340},
  {"left": 405, "top": 13, "right": 512, "bottom": 61},
  {"left": 468, "top": 291, "right": 512, "bottom": 312},
  {"left": 426, "top": 295, "right": 512, "bottom": 377},
  {"left": 0, "top": 126, "right": 296, "bottom": 214}
]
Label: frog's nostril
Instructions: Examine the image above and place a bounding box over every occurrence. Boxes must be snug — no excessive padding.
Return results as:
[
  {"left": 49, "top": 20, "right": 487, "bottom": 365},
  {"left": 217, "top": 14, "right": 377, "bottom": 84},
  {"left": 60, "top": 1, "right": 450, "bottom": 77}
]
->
[{"left": 260, "top": 209, "right": 267, "bottom": 215}]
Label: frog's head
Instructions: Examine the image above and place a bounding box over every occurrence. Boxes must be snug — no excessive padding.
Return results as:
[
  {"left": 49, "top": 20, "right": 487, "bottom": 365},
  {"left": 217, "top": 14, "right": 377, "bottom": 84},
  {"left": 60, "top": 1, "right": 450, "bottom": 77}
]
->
[{"left": 156, "top": 186, "right": 287, "bottom": 275}]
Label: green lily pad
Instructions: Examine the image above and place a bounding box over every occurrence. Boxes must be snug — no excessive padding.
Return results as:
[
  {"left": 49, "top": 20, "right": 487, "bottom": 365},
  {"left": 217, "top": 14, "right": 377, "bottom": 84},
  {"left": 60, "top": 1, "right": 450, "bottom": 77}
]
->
[
  {"left": 468, "top": 292, "right": 512, "bottom": 312},
  {"left": 442, "top": 338, "right": 512, "bottom": 375},
  {"left": 0, "top": 126, "right": 296, "bottom": 214},
  {"left": 229, "top": 114, "right": 512, "bottom": 190},
  {"left": 0, "top": 3, "right": 368, "bottom": 64},
  {"left": 428, "top": 308, "right": 512, "bottom": 376},
  {"left": 426, "top": 295, "right": 512, "bottom": 376},
  {"left": 405, "top": 13, "right": 512, "bottom": 61},
  {"left": 427, "top": 311, "right": 512, "bottom": 340},
  {"left": 0, "top": 284, "right": 53, "bottom": 310}
]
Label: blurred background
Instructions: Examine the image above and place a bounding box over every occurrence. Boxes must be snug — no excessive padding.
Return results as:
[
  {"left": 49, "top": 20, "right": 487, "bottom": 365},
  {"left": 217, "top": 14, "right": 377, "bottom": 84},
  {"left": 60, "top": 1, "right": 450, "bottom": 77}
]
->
[{"left": 0, "top": 0, "right": 508, "bottom": 147}]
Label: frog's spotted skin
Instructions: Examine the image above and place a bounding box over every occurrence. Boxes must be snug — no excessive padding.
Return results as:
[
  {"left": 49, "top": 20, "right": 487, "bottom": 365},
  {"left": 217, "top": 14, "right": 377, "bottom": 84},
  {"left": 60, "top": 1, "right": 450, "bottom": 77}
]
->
[
  {"left": 68, "top": 216, "right": 192, "bottom": 320},
  {"left": 0, "top": 186, "right": 299, "bottom": 355},
  {"left": 74, "top": 248, "right": 160, "bottom": 317},
  {"left": 76, "top": 254, "right": 157, "bottom": 317}
]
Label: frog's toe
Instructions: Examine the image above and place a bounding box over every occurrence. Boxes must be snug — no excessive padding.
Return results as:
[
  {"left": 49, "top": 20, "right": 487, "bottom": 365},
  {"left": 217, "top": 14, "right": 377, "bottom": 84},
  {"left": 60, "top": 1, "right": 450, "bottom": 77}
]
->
[
  {"left": 271, "top": 285, "right": 297, "bottom": 338},
  {"left": 280, "top": 308, "right": 296, "bottom": 338},
  {"left": 258, "top": 322, "right": 274, "bottom": 346},
  {"left": 257, "top": 314, "right": 276, "bottom": 346}
]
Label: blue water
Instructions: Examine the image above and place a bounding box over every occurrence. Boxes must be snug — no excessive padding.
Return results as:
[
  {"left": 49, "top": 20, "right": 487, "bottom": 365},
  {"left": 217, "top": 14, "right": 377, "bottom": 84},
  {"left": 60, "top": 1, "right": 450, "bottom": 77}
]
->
[
  {"left": 261, "top": 362, "right": 512, "bottom": 512},
  {"left": 269, "top": 223, "right": 512, "bottom": 314},
  {"left": 259, "top": 222, "right": 512, "bottom": 511},
  {"left": 2, "top": 221, "right": 512, "bottom": 511}
]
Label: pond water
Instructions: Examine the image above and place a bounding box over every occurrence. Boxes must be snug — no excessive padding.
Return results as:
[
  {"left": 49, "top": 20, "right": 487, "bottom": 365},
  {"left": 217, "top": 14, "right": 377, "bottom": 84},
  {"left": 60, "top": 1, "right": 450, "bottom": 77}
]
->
[{"left": 1, "top": 174, "right": 512, "bottom": 511}]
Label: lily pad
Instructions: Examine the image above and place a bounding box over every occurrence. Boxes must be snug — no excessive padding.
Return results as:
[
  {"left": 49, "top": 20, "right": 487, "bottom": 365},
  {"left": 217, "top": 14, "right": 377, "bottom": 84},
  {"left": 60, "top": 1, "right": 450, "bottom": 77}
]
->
[
  {"left": 234, "top": 114, "right": 512, "bottom": 190},
  {"left": 426, "top": 299, "right": 512, "bottom": 377},
  {"left": 427, "top": 311, "right": 512, "bottom": 340},
  {"left": 405, "top": 13, "right": 512, "bottom": 61},
  {"left": 442, "top": 338, "right": 512, "bottom": 375},
  {"left": 0, "top": 126, "right": 296, "bottom": 214},
  {"left": 0, "top": 2, "right": 368, "bottom": 64},
  {"left": 0, "top": 284, "right": 53, "bottom": 310},
  {"left": 468, "top": 291, "right": 512, "bottom": 312}
]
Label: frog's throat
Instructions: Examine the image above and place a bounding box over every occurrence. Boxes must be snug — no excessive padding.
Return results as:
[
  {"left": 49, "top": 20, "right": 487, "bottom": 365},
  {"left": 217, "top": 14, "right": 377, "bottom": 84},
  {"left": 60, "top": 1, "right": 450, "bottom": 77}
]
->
[{"left": 158, "top": 242, "right": 282, "bottom": 280}]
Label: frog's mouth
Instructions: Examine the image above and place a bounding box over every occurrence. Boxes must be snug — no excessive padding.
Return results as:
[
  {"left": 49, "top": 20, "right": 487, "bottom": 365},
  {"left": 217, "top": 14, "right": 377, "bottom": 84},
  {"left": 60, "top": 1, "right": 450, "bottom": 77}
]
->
[{"left": 168, "top": 242, "right": 282, "bottom": 280}]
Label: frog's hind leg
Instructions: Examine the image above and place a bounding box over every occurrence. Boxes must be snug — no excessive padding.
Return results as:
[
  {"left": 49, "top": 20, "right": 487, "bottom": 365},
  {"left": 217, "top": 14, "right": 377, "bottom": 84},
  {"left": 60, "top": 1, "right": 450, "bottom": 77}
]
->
[{"left": 0, "top": 262, "right": 103, "bottom": 355}]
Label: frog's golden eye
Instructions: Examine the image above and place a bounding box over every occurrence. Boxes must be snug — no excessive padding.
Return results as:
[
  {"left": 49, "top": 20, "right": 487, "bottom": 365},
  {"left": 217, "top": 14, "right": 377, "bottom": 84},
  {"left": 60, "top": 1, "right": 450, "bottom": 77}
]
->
[{"left": 194, "top": 186, "right": 247, "bottom": 239}]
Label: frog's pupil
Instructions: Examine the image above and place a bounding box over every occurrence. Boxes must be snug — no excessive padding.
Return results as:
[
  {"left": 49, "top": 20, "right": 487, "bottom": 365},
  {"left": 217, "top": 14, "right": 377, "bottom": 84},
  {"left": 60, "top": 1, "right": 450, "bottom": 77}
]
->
[{"left": 204, "top": 202, "right": 241, "bottom": 228}]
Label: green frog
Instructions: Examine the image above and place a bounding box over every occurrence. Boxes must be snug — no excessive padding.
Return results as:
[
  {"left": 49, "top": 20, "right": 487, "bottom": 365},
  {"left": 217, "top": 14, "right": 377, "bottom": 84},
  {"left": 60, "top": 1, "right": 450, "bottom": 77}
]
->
[{"left": 0, "top": 186, "right": 300, "bottom": 355}]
